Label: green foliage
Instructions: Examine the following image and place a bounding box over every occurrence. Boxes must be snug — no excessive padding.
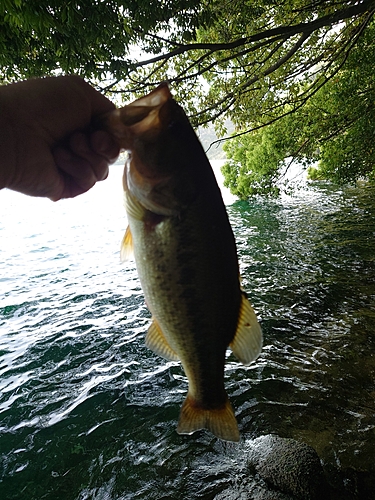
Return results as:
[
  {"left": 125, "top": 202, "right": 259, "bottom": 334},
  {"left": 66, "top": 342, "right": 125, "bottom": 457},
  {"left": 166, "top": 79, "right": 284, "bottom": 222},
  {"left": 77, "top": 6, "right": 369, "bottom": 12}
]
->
[
  {"left": 187, "top": 0, "right": 375, "bottom": 128},
  {"left": 1, "top": 0, "right": 375, "bottom": 195},
  {"left": 0, "top": 0, "right": 207, "bottom": 81},
  {"left": 222, "top": 19, "right": 375, "bottom": 197},
  {"left": 1, "top": 1, "right": 373, "bottom": 100}
]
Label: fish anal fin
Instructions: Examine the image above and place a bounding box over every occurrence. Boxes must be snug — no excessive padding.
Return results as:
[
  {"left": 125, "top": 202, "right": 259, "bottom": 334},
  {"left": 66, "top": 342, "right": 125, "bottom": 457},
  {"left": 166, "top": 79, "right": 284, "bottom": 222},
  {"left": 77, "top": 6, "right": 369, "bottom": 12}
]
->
[
  {"left": 120, "top": 226, "right": 134, "bottom": 262},
  {"left": 230, "top": 293, "right": 263, "bottom": 366},
  {"left": 146, "top": 320, "right": 179, "bottom": 361},
  {"left": 177, "top": 394, "right": 240, "bottom": 442}
]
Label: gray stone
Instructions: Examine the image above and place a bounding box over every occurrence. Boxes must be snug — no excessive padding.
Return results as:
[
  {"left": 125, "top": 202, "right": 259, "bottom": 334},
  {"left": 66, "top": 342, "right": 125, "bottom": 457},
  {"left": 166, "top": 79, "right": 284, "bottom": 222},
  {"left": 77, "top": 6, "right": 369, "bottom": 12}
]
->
[
  {"left": 246, "top": 434, "right": 329, "bottom": 500},
  {"left": 214, "top": 484, "right": 295, "bottom": 500}
]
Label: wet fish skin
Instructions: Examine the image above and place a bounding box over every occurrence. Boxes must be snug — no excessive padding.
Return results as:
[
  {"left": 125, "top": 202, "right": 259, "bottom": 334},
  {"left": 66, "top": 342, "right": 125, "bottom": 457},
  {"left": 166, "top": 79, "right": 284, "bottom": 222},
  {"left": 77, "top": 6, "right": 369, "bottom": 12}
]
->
[{"left": 101, "top": 84, "right": 262, "bottom": 442}]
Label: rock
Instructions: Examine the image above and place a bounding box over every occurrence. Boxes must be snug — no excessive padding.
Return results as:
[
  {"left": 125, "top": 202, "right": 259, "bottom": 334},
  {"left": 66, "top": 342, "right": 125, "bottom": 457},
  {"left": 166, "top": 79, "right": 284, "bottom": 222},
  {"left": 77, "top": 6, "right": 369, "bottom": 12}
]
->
[
  {"left": 214, "top": 484, "right": 295, "bottom": 500},
  {"left": 246, "top": 434, "right": 329, "bottom": 500}
]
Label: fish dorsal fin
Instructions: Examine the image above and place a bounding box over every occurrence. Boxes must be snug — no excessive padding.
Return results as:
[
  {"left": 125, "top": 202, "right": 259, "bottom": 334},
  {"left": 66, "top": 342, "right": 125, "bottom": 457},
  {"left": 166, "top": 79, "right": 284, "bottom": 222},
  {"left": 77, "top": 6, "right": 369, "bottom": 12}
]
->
[
  {"left": 230, "top": 293, "right": 263, "bottom": 366},
  {"left": 120, "top": 226, "right": 134, "bottom": 262},
  {"left": 146, "top": 319, "right": 180, "bottom": 361}
]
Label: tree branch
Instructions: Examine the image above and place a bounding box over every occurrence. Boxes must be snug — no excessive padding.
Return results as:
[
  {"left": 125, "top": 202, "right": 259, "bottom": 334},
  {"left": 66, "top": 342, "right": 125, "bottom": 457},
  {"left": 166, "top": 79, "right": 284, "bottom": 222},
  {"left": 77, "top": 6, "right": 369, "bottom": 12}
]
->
[
  {"left": 201, "top": 7, "right": 373, "bottom": 131},
  {"left": 192, "top": 32, "right": 311, "bottom": 125},
  {"left": 133, "top": 0, "right": 375, "bottom": 68}
]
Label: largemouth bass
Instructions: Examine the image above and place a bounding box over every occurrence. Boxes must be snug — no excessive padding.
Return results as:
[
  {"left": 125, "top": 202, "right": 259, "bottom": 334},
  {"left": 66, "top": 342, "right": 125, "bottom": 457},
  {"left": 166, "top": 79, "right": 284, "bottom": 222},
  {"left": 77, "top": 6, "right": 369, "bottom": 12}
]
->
[{"left": 101, "top": 84, "right": 262, "bottom": 442}]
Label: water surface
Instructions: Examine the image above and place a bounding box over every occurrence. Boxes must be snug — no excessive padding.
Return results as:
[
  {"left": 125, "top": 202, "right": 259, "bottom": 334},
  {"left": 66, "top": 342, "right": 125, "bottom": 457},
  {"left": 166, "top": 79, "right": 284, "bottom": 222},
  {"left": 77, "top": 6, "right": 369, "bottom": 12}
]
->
[{"left": 1, "top": 166, "right": 374, "bottom": 499}]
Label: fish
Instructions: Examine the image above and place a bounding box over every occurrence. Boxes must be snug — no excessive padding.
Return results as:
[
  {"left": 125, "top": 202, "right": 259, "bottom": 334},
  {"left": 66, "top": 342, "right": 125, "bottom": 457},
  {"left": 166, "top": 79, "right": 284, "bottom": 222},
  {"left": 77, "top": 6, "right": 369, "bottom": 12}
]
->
[{"left": 100, "top": 83, "right": 262, "bottom": 442}]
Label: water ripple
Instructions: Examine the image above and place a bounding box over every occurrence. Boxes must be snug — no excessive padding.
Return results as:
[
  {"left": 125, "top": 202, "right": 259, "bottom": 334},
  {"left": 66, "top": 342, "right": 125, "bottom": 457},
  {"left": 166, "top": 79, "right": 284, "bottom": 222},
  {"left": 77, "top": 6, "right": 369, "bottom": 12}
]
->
[{"left": 1, "top": 177, "right": 375, "bottom": 498}]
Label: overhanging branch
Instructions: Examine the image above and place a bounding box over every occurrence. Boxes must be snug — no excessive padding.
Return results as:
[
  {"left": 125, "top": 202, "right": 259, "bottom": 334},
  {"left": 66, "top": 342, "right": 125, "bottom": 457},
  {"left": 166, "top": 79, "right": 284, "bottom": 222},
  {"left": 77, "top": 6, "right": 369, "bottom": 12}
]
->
[
  {"left": 206, "top": 10, "right": 373, "bottom": 151},
  {"left": 133, "top": 0, "right": 375, "bottom": 68}
]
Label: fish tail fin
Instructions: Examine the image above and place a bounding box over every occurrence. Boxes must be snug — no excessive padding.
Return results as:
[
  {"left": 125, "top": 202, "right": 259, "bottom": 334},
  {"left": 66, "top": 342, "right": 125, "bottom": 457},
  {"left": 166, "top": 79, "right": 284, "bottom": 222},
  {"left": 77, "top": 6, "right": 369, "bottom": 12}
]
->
[{"left": 176, "top": 394, "right": 240, "bottom": 442}]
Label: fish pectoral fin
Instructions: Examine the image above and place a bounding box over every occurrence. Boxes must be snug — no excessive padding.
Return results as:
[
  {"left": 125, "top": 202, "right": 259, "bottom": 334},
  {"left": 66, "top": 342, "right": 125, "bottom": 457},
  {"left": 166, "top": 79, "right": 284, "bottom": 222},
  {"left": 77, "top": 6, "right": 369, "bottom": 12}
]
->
[
  {"left": 124, "top": 190, "right": 147, "bottom": 221},
  {"left": 146, "top": 320, "right": 179, "bottom": 361},
  {"left": 230, "top": 293, "right": 263, "bottom": 366},
  {"left": 177, "top": 394, "right": 240, "bottom": 442},
  {"left": 120, "top": 226, "right": 134, "bottom": 262}
]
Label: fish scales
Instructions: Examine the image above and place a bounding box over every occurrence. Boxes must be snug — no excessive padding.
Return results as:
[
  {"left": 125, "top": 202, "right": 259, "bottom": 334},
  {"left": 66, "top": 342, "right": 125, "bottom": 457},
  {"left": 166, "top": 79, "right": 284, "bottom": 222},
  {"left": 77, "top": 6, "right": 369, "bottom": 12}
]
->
[
  {"left": 131, "top": 194, "right": 241, "bottom": 408},
  {"left": 100, "top": 83, "right": 263, "bottom": 442}
]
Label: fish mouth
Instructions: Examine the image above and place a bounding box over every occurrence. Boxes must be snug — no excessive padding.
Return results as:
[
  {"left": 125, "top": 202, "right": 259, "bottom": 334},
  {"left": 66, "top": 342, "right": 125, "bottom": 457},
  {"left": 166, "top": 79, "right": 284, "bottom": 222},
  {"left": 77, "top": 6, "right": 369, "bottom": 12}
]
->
[{"left": 100, "top": 83, "right": 172, "bottom": 149}]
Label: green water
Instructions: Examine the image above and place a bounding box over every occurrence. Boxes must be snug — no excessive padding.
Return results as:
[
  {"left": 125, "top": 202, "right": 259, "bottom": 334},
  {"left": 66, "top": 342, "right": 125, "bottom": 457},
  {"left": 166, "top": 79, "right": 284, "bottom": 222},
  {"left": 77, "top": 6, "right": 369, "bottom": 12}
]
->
[{"left": 1, "top": 172, "right": 374, "bottom": 499}]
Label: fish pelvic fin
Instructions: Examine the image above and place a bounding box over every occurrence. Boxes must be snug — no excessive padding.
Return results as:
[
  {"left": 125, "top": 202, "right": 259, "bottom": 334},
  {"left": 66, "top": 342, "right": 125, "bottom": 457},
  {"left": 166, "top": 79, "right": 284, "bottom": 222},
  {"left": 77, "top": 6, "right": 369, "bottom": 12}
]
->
[
  {"left": 230, "top": 293, "right": 263, "bottom": 366},
  {"left": 120, "top": 226, "right": 134, "bottom": 262},
  {"left": 177, "top": 394, "right": 240, "bottom": 442},
  {"left": 146, "top": 319, "right": 180, "bottom": 361}
]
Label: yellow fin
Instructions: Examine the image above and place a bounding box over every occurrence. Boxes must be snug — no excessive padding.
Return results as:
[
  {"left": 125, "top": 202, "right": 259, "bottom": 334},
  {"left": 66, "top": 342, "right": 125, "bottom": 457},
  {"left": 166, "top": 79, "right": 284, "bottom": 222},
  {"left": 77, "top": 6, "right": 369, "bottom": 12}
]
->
[
  {"left": 145, "top": 319, "right": 179, "bottom": 361},
  {"left": 230, "top": 293, "right": 263, "bottom": 366},
  {"left": 124, "top": 190, "right": 146, "bottom": 221},
  {"left": 120, "top": 226, "right": 134, "bottom": 262},
  {"left": 176, "top": 394, "right": 240, "bottom": 442}
]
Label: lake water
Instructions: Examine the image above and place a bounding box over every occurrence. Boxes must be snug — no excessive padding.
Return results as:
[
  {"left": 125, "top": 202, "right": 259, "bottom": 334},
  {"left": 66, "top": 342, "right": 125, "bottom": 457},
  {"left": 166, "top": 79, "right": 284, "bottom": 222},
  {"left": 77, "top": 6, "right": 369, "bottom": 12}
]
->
[{"left": 1, "top": 162, "right": 374, "bottom": 499}]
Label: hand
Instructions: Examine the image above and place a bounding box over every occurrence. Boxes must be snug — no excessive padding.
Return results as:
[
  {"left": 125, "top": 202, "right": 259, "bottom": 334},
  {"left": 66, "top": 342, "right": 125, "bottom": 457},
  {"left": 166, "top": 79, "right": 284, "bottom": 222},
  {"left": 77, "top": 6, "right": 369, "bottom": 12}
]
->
[{"left": 0, "top": 75, "right": 120, "bottom": 200}]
